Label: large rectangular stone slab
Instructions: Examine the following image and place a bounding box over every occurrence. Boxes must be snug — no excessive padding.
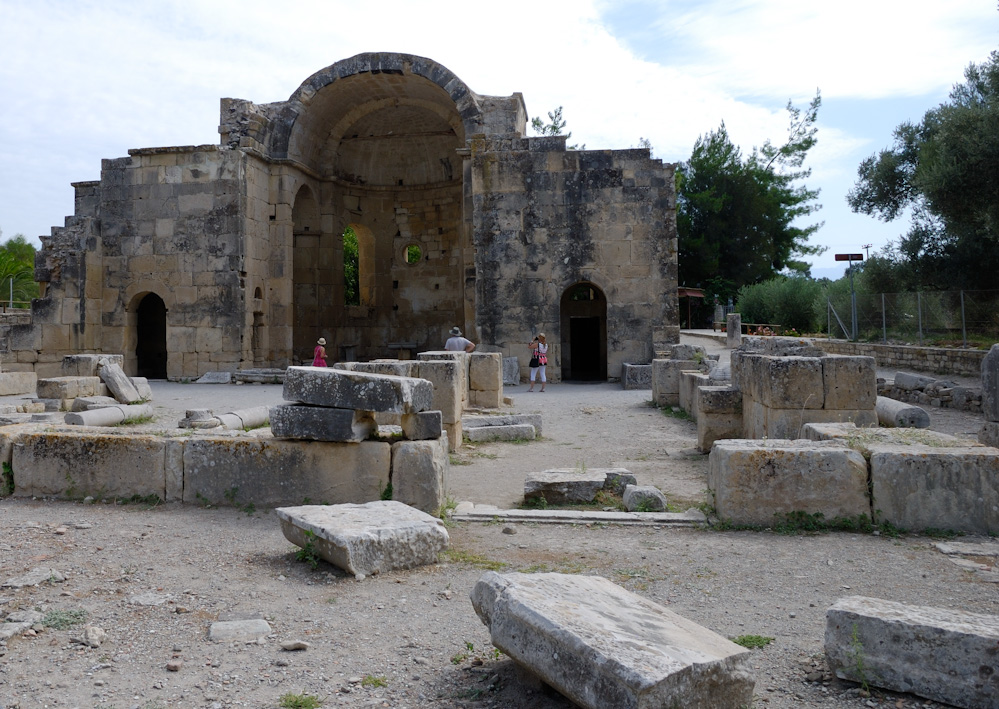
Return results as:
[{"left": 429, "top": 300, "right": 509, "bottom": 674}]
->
[
  {"left": 763, "top": 407, "right": 878, "bottom": 440},
  {"left": 471, "top": 572, "right": 755, "bottom": 709},
  {"left": 651, "top": 359, "right": 697, "bottom": 407},
  {"left": 525, "top": 468, "right": 636, "bottom": 504},
  {"left": 621, "top": 363, "right": 652, "bottom": 390},
  {"left": 823, "top": 355, "right": 876, "bottom": 410},
  {"left": 463, "top": 413, "right": 543, "bottom": 437},
  {"left": 678, "top": 370, "right": 710, "bottom": 417},
  {"left": 390, "top": 438, "right": 448, "bottom": 513},
  {"left": 465, "top": 423, "right": 535, "bottom": 442},
  {"left": 37, "top": 376, "right": 103, "bottom": 400},
  {"left": 468, "top": 352, "right": 502, "bottom": 392},
  {"left": 708, "top": 439, "right": 870, "bottom": 525},
  {"left": 12, "top": 431, "right": 167, "bottom": 500},
  {"left": 61, "top": 354, "right": 123, "bottom": 377},
  {"left": 869, "top": 444, "right": 999, "bottom": 534},
  {"left": 826, "top": 595, "right": 999, "bottom": 708},
  {"left": 269, "top": 404, "right": 376, "bottom": 442},
  {"left": 283, "top": 366, "right": 432, "bottom": 414},
  {"left": 0, "top": 371, "right": 36, "bottom": 396},
  {"left": 275, "top": 501, "right": 449, "bottom": 576},
  {"left": 183, "top": 437, "right": 390, "bottom": 507},
  {"left": 334, "top": 360, "right": 417, "bottom": 378},
  {"left": 99, "top": 362, "right": 142, "bottom": 404},
  {"left": 414, "top": 360, "right": 462, "bottom": 424}
]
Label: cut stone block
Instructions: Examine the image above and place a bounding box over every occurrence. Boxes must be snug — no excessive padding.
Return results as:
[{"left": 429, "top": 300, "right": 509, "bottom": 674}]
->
[
  {"left": 335, "top": 360, "right": 417, "bottom": 377},
  {"left": 894, "top": 371, "right": 937, "bottom": 391},
  {"left": 983, "top": 343, "right": 999, "bottom": 422},
  {"left": 823, "top": 355, "right": 876, "bottom": 410},
  {"left": 659, "top": 344, "right": 707, "bottom": 361},
  {"left": 981, "top": 421, "right": 999, "bottom": 448},
  {"left": 465, "top": 423, "right": 535, "bottom": 442},
  {"left": 870, "top": 444, "right": 999, "bottom": 534},
  {"left": 464, "top": 413, "right": 543, "bottom": 437},
  {"left": 749, "top": 355, "right": 824, "bottom": 409},
  {"left": 621, "top": 363, "right": 652, "bottom": 390},
  {"left": 726, "top": 313, "right": 741, "bottom": 348},
  {"left": 651, "top": 359, "right": 698, "bottom": 407},
  {"left": 443, "top": 421, "right": 462, "bottom": 452},
  {"left": 36, "top": 376, "right": 103, "bottom": 400},
  {"left": 678, "top": 370, "right": 710, "bottom": 417},
  {"left": 696, "top": 386, "right": 743, "bottom": 452},
  {"left": 209, "top": 619, "right": 271, "bottom": 642},
  {"left": 524, "top": 468, "right": 636, "bottom": 504},
  {"left": 802, "top": 422, "right": 981, "bottom": 449},
  {"left": 61, "top": 354, "right": 123, "bottom": 377},
  {"left": 183, "top": 438, "right": 390, "bottom": 508},
  {"left": 196, "top": 371, "right": 232, "bottom": 384},
  {"left": 760, "top": 407, "right": 877, "bottom": 440},
  {"left": 401, "top": 410, "right": 443, "bottom": 440},
  {"left": 72, "top": 395, "right": 119, "bottom": 412},
  {"left": 0, "top": 371, "right": 36, "bottom": 396},
  {"left": 391, "top": 438, "right": 448, "bottom": 513},
  {"left": 468, "top": 352, "right": 502, "bottom": 392},
  {"left": 275, "top": 500, "right": 449, "bottom": 576},
  {"left": 131, "top": 377, "right": 153, "bottom": 401},
  {"left": 876, "top": 396, "right": 930, "bottom": 428},
  {"left": 469, "top": 388, "right": 502, "bottom": 409},
  {"left": 826, "top": 595, "right": 999, "bottom": 708},
  {"left": 283, "top": 366, "right": 432, "bottom": 414},
  {"left": 502, "top": 356, "right": 519, "bottom": 385},
  {"left": 64, "top": 404, "right": 152, "bottom": 426},
  {"left": 414, "top": 360, "right": 462, "bottom": 424},
  {"left": 623, "top": 484, "right": 667, "bottom": 512},
  {"left": 708, "top": 439, "right": 870, "bottom": 525},
  {"left": 269, "top": 404, "right": 376, "bottom": 442},
  {"left": 98, "top": 362, "right": 142, "bottom": 404},
  {"left": 12, "top": 431, "right": 167, "bottom": 500},
  {"left": 471, "top": 572, "right": 755, "bottom": 709}
]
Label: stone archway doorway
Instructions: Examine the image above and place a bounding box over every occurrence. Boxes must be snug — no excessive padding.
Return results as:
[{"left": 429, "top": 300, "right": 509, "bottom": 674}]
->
[
  {"left": 559, "top": 282, "right": 607, "bottom": 381},
  {"left": 136, "top": 293, "right": 168, "bottom": 379}
]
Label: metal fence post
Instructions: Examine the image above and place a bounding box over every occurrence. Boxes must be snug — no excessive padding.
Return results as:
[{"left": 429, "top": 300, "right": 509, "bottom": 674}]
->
[
  {"left": 881, "top": 293, "right": 887, "bottom": 343},
  {"left": 827, "top": 299, "right": 831, "bottom": 339},
  {"left": 917, "top": 291, "right": 923, "bottom": 345},
  {"left": 961, "top": 290, "right": 967, "bottom": 348}
]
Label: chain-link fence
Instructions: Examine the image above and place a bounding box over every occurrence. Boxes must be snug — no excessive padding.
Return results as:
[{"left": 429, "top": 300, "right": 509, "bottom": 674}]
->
[{"left": 825, "top": 289, "right": 999, "bottom": 347}]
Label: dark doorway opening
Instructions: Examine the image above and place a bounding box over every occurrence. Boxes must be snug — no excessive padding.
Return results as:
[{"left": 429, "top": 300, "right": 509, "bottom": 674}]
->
[
  {"left": 560, "top": 282, "right": 607, "bottom": 381},
  {"left": 136, "top": 293, "right": 167, "bottom": 379},
  {"left": 569, "top": 317, "right": 602, "bottom": 380}
]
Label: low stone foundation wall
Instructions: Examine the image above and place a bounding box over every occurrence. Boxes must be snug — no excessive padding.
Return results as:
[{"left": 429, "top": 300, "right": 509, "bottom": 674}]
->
[{"left": 817, "top": 340, "right": 987, "bottom": 377}]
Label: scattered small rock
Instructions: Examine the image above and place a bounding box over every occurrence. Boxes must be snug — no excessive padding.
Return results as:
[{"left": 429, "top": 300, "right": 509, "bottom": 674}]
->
[{"left": 280, "top": 640, "right": 309, "bottom": 651}]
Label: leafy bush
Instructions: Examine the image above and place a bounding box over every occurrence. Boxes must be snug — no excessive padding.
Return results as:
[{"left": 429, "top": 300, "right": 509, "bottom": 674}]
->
[{"left": 737, "top": 276, "right": 821, "bottom": 332}]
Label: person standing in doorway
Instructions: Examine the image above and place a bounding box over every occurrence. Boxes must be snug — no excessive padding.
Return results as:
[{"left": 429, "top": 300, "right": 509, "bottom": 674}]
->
[
  {"left": 444, "top": 326, "right": 475, "bottom": 352},
  {"left": 528, "top": 333, "right": 548, "bottom": 392},
  {"left": 313, "top": 338, "right": 328, "bottom": 367}
]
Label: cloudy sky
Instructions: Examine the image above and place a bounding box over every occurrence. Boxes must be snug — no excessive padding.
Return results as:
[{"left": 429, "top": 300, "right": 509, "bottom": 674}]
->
[{"left": 1, "top": 0, "right": 996, "bottom": 279}]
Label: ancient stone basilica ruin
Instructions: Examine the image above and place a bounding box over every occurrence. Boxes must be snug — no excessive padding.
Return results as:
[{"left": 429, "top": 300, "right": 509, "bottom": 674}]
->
[{"left": 8, "top": 53, "right": 678, "bottom": 380}]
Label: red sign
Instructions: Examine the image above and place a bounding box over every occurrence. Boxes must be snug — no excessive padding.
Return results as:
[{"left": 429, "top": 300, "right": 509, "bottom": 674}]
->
[{"left": 834, "top": 253, "right": 864, "bottom": 261}]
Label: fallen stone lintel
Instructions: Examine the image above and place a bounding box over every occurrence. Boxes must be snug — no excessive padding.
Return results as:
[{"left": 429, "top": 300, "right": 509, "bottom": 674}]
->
[
  {"left": 472, "top": 572, "right": 755, "bottom": 709},
  {"left": 826, "top": 595, "right": 999, "bottom": 709}
]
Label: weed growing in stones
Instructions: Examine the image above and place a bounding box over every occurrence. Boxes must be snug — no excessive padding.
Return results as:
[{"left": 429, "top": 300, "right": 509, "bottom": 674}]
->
[
  {"left": 42, "top": 609, "right": 88, "bottom": 630},
  {"left": 848, "top": 623, "right": 871, "bottom": 692},
  {"left": 1, "top": 462, "right": 13, "bottom": 497},
  {"left": 195, "top": 492, "right": 213, "bottom": 508},
  {"left": 922, "top": 527, "right": 963, "bottom": 539},
  {"left": 295, "top": 530, "right": 321, "bottom": 570},
  {"left": 120, "top": 494, "right": 162, "bottom": 508},
  {"left": 278, "top": 693, "right": 322, "bottom": 709},
  {"left": 223, "top": 486, "right": 239, "bottom": 505},
  {"left": 520, "top": 495, "right": 548, "bottom": 510},
  {"left": 731, "top": 634, "right": 774, "bottom": 649},
  {"left": 441, "top": 548, "right": 506, "bottom": 571},
  {"left": 660, "top": 405, "right": 691, "bottom": 421},
  {"left": 380, "top": 482, "right": 393, "bottom": 501},
  {"left": 361, "top": 675, "right": 387, "bottom": 688},
  {"left": 449, "top": 455, "right": 472, "bottom": 466}
]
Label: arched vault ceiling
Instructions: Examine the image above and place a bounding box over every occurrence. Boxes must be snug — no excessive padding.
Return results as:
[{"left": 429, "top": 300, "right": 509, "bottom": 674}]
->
[{"left": 287, "top": 71, "right": 465, "bottom": 185}]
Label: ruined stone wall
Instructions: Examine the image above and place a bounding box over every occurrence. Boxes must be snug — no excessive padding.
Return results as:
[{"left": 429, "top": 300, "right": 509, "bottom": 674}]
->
[
  {"left": 469, "top": 136, "right": 678, "bottom": 380},
  {"left": 817, "top": 340, "right": 987, "bottom": 377}
]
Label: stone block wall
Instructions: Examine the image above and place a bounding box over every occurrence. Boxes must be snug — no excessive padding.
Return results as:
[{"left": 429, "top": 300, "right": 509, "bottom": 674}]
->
[{"left": 818, "top": 340, "right": 987, "bottom": 377}]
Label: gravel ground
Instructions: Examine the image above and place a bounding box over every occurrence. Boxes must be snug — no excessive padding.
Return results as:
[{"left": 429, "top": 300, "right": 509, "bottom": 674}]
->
[{"left": 1, "top": 340, "right": 996, "bottom": 709}]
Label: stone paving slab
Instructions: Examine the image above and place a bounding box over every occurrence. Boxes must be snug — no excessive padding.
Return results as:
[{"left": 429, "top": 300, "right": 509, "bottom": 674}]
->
[
  {"left": 471, "top": 572, "right": 755, "bottom": 709},
  {"left": 275, "top": 501, "right": 449, "bottom": 577},
  {"left": 826, "top": 595, "right": 999, "bottom": 708},
  {"left": 451, "top": 506, "right": 706, "bottom": 526},
  {"left": 465, "top": 423, "right": 535, "bottom": 442}
]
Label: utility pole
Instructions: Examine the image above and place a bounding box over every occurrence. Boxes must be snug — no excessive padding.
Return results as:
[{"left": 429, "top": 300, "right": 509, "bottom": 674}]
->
[{"left": 861, "top": 243, "right": 872, "bottom": 260}]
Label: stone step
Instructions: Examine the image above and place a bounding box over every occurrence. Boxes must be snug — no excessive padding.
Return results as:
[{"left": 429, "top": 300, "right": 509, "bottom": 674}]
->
[
  {"left": 524, "top": 468, "right": 637, "bottom": 505},
  {"left": 464, "top": 423, "right": 535, "bottom": 442},
  {"left": 471, "top": 572, "right": 755, "bottom": 709},
  {"left": 450, "top": 505, "right": 706, "bottom": 526}
]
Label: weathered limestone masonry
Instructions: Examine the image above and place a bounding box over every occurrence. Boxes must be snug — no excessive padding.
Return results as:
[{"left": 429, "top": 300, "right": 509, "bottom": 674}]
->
[
  {"left": 878, "top": 370, "right": 982, "bottom": 413},
  {"left": 818, "top": 340, "right": 987, "bottom": 377},
  {"left": 4, "top": 52, "right": 678, "bottom": 383},
  {"left": 980, "top": 343, "right": 999, "bottom": 447}
]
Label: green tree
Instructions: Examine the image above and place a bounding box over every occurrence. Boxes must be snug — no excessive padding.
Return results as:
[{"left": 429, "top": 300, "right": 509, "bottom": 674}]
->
[
  {"left": 847, "top": 51, "right": 999, "bottom": 290},
  {"left": 0, "top": 234, "right": 38, "bottom": 306},
  {"left": 677, "top": 92, "right": 825, "bottom": 302},
  {"left": 530, "top": 106, "right": 585, "bottom": 149}
]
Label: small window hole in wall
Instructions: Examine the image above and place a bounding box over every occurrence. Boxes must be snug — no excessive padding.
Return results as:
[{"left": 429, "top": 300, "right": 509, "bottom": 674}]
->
[{"left": 404, "top": 243, "right": 423, "bottom": 265}]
